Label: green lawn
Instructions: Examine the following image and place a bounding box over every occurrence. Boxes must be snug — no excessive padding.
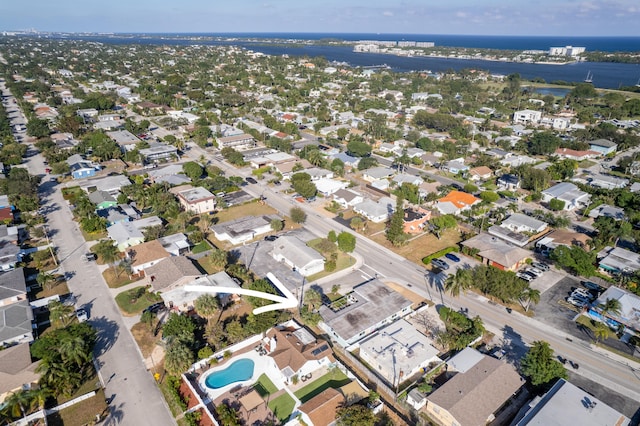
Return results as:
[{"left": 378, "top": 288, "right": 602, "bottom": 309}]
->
[
  {"left": 191, "top": 240, "right": 211, "bottom": 254},
  {"left": 115, "top": 286, "right": 163, "bottom": 315},
  {"left": 254, "top": 373, "right": 278, "bottom": 397},
  {"left": 268, "top": 393, "right": 296, "bottom": 423},
  {"left": 293, "top": 368, "right": 351, "bottom": 403}
]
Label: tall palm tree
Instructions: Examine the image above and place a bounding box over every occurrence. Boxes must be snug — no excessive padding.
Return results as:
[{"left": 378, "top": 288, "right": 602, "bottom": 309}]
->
[
  {"left": 48, "top": 300, "right": 74, "bottom": 328},
  {"left": 209, "top": 248, "right": 228, "bottom": 270},
  {"left": 599, "top": 297, "right": 622, "bottom": 318},
  {"left": 198, "top": 213, "right": 213, "bottom": 234},
  {"left": 2, "top": 390, "right": 32, "bottom": 420},
  {"left": 59, "top": 336, "right": 91, "bottom": 368},
  {"left": 593, "top": 321, "right": 611, "bottom": 344},
  {"left": 444, "top": 268, "right": 473, "bottom": 298},
  {"left": 519, "top": 288, "right": 541, "bottom": 312},
  {"left": 194, "top": 294, "right": 220, "bottom": 319},
  {"left": 27, "top": 387, "right": 53, "bottom": 414}
]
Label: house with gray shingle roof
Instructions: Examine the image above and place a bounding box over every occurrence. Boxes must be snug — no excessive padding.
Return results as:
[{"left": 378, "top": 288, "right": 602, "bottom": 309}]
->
[
  {"left": 271, "top": 236, "right": 325, "bottom": 277},
  {"left": 0, "top": 300, "right": 33, "bottom": 347},
  {"left": 0, "top": 268, "right": 27, "bottom": 306},
  {"left": 146, "top": 256, "right": 203, "bottom": 292}
]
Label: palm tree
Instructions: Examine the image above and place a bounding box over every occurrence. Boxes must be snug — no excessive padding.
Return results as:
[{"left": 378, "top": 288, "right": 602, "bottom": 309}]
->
[
  {"left": 27, "top": 387, "right": 53, "bottom": 414},
  {"left": 519, "top": 288, "right": 541, "bottom": 312},
  {"left": 93, "top": 240, "right": 120, "bottom": 272},
  {"left": 444, "top": 268, "right": 473, "bottom": 298},
  {"left": 175, "top": 211, "right": 193, "bottom": 232},
  {"left": 59, "top": 336, "right": 91, "bottom": 368},
  {"left": 48, "top": 300, "right": 74, "bottom": 328},
  {"left": 209, "top": 248, "right": 228, "bottom": 270},
  {"left": 36, "top": 271, "right": 56, "bottom": 291},
  {"left": 194, "top": 294, "right": 220, "bottom": 319},
  {"left": 593, "top": 321, "right": 611, "bottom": 344},
  {"left": 2, "top": 390, "right": 32, "bottom": 420},
  {"left": 599, "top": 297, "right": 622, "bottom": 318}
]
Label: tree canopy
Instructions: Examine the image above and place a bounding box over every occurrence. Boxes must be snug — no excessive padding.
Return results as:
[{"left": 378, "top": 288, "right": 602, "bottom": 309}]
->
[{"left": 520, "top": 340, "right": 567, "bottom": 387}]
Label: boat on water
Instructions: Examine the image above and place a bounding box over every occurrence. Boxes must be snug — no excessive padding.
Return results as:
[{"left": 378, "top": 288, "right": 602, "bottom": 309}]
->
[{"left": 584, "top": 71, "right": 593, "bottom": 83}]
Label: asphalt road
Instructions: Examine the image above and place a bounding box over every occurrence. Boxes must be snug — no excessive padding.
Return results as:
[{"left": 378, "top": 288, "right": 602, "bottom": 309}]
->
[{"left": 1, "top": 83, "right": 176, "bottom": 425}]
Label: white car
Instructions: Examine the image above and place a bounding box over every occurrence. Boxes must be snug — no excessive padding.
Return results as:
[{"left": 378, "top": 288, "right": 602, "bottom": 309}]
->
[
  {"left": 567, "top": 297, "right": 587, "bottom": 308},
  {"left": 75, "top": 308, "right": 88, "bottom": 323}
]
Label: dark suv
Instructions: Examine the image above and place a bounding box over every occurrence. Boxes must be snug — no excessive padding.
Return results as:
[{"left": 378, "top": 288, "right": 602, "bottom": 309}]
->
[{"left": 431, "top": 258, "right": 450, "bottom": 270}]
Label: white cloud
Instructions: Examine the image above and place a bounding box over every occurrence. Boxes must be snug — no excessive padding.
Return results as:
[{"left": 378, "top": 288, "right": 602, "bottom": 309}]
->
[{"left": 383, "top": 10, "right": 394, "bottom": 16}]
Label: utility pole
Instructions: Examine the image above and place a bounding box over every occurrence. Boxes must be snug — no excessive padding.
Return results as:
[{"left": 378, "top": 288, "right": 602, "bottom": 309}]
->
[{"left": 42, "top": 225, "right": 57, "bottom": 267}]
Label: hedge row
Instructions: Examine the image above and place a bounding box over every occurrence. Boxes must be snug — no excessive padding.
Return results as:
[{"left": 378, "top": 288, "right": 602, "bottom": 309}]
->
[{"left": 422, "top": 246, "right": 460, "bottom": 265}]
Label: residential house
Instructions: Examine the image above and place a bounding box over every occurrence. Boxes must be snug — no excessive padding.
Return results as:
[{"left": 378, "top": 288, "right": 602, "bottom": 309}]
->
[
  {"left": 392, "top": 173, "right": 423, "bottom": 187},
  {"left": 500, "top": 213, "right": 548, "bottom": 235},
  {"left": 403, "top": 207, "right": 432, "bottom": 234},
  {"left": 554, "top": 148, "right": 599, "bottom": 161},
  {"left": 271, "top": 235, "right": 325, "bottom": 277},
  {"left": 314, "top": 178, "right": 349, "bottom": 196},
  {"left": 0, "top": 196, "right": 13, "bottom": 223},
  {"left": 212, "top": 215, "right": 280, "bottom": 245},
  {"left": 330, "top": 153, "right": 360, "bottom": 169},
  {"left": 140, "top": 143, "right": 178, "bottom": 163},
  {"left": 500, "top": 155, "right": 536, "bottom": 168},
  {"left": 513, "top": 109, "right": 542, "bottom": 125},
  {"left": 426, "top": 347, "right": 525, "bottom": 426},
  {"left": 79, "top": 175, "right": 131, "bottom": 195},
  {"left": 161, "top": 271, "right": 240, "bottom": 311},
  {"left": 407, "top": 388, "right": 428, "bottom": 410},
  {"left": 0, "top": 300, "right": 33, "bottom": 347},
  {"left": 89, "top": 190, "right": 118, "bottom": 210},
  {"left": 266, "top": 320, "right": 334, "bottom": 385},
  {"left": 273, "top": 160, "right": 313, "bottom": 180},
  {"left": 487, "top": 225, "right": 530, "bottom": 248},
  {"left": 589, "top": 174, "right": 628, "bottom": 190},
  {"left": 513, "top": 378, "right": 630, "bottom": 426},
  {"left": 318, "top": 278, "right": 413, "bottom": 347},
  {"left": 541, "top": 182, "right": 590, "bottom": 211},
  {"left": 0, "top": 268, "right": 27, "bottom": 307},
  {"left": 588, "top": 204, "right": 626, "bottom": 221},
  {"left": 378, "top": 142, "right": 402, "bottom": 155},
  {"left": 107, "top": 216, "right": 162, "bottom": 252},
  {"left": 158, "top": 233, "right": 191, "bottom": 256},
  {"left": 0, "top": 242, "right": 21, "bottom": 271},
  {"left": 362, "top": 166, "right": 394, "bottom": 182},
  {"left": 588, "top": 286, "right": 640, "bottom": 335},
  {"left": 468, "top": 166, "right": 493, "bottom": 182},
  {"left": 306, "top": 168, "right": 334, "bottom": 181},
  {"left": 359, "top": 319, "right": 441, "bottom": 387},
  {"left": 597, "top": 246, "right": 640, "bottom": 275},
  {"left": 436, "top": 191, "right": 480, "bottom": 216},
  {"left": 298, "top": 388, "right": 345, "bottom": 426},
  {"left": 486, "top": 148, "right": 511, "bottom": 158},
  {"left": 497, "top": 174, "right": 520, "bottom": 191},
  {"left": 248, "top": 152, "right": 296, "bottom": 169},
  {"left": 353, "top": 198, "right": 394, "bottom": 223},
  {"left": 127, "top": 240, "right": 171, "bottom": 275},
  {"left": 177, "top": 187, "right": 216, "bottom": 214},
  {"left": 442, "top": 159, "right": 469, "bottom": 175},
  {"left": 147, "top": 164, "right": 191, "bottom": 185},
  {"left": 589, "top": 139, "right": 618, "bottom": 156},
  {"left": 216, "top": 133, "right": 256, "bottom": 150},
  {"left": 535, "top": 229, "right": 591, "bottom": 252},
  {"left": 0, "top": 343, "right": 40, "bottom": 404},
  {"left": 332, "top": 189, "right": 364, "bottom": 208},
  {"left": 66, "top": 154, "right": 97, "bottom": 179},
  {"left": 107, "top": 130, "right": 140, "bottom": 152},
  {"left": 146, "top": 256, "right": 203, "bottom": 293},
  {"left": 461, "top": 233, "right": 531, "bottom": 271},
  {"left": 0, "top": 225, "right": 24, "bottom": 245},
  {"left": 97, "top": 207, "right": 130, "bottom": 226}
]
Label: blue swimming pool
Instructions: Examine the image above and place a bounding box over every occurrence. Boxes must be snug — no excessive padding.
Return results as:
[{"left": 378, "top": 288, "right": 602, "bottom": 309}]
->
[{"left": 204, "top": 358, "right": 255, "bottom": 389}]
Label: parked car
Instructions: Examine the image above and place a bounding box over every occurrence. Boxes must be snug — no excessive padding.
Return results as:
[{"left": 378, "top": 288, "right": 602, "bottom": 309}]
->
[
  {"left": 143, "top": 302, "right": 166, "bottom": 314},
  {"left": 570, "top": 292, "right": 592, "bottom": 303},
  {"left": 431, "top": 258, "right": 450, "bottom": 270},
  {"left": 567, "top": 297, "right": 587, "bottom": 308},
  {"left": 245, "top": 177, "right": 258, "bottom": 184},
  {"left": 75, "top": 308, "right": 88, "bottom": 323},
  {"left": 264, "top": 235, "right": 279, "bottom": 242},
  {"left": 572, "top": 287, "right": 592, "bottom": 298},
  {"left": 444, "top": 253, "right": 461, "bottom": 263},
  {"left": 525, "top": 267, "right": 543, "bottom": 278},
  {"left": 582, "top": 281, "right": 603, "bottom": 292},
  {"left": 531, "top": 262, "right": 550, "bottom": 272},
  {"left": 516, "top": 272, "right": 533, "bottom": 282},
  {"left": 83, "top": 253, "right": 97, "bottom": 261}
]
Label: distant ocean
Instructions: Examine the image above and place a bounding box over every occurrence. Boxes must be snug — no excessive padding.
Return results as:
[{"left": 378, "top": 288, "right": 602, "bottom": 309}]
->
[{"left": 51, "top": 33, "right": 640, "bottom": 89}]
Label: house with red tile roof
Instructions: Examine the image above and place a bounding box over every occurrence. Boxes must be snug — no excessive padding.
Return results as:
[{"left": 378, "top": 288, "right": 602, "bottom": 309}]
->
[{"left": 436, "top": 191, "right": 480, "bottom": 215}]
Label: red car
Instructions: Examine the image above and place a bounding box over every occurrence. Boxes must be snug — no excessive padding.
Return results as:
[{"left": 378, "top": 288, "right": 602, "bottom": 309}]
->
[{"left": 45, "top": 167, "right": 51, "bottom": 174}]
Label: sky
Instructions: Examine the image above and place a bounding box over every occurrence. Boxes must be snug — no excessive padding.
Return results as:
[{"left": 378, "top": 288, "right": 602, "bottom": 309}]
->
[{"left": 1, "top": 0, "right": 639, "bottom": 36}]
